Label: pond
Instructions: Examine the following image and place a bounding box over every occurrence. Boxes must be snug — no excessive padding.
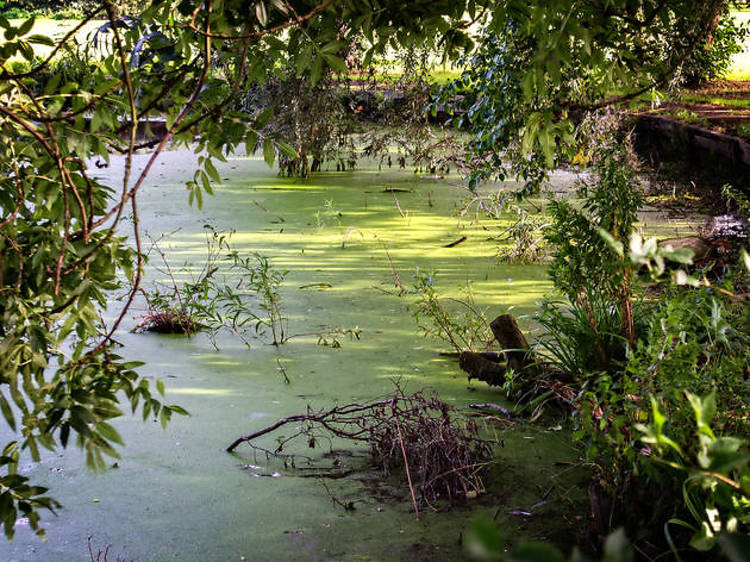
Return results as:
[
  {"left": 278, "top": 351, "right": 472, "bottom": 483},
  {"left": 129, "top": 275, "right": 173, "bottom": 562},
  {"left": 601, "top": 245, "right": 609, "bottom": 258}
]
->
[{"left": 1, "top": 149, "right": 592, "bottom": 561}]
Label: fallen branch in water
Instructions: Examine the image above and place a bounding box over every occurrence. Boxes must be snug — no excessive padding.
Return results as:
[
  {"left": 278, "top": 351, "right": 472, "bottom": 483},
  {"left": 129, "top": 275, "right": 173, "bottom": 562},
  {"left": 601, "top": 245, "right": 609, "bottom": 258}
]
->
[
  {"left": 443, "top": 235, "right": 467, "bottom": 248},
  {"left": 227, "top": 385, "right": 495, "bottom": 506},
  {"left": 379, "top": 240, "right": 407, "bottom": 295},
  {"left": 469, "top": 403, "right": 512, "bottom": 418},
  {"left": 393, "top": 193, "right": 407, "bottom": 218}
]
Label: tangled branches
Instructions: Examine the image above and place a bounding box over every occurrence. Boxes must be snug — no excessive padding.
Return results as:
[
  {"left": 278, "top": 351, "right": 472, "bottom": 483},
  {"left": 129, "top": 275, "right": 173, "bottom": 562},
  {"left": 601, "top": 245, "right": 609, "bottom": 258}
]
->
[{"left": 227, "top": 387, "right": 494, "bottom": 508}]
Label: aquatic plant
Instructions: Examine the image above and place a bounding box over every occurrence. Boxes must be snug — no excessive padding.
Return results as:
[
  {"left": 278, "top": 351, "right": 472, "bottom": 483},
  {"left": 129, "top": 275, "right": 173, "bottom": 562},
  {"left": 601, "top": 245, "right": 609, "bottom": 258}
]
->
[
  {"left": 136, "top": 228, "right": 289, "bottom": 347},
  {"left": 407, "top": 269, "right": 492, "bottom": 353},
  {"left": 495, "top": 205, "right": 549, "bottom": 264},
  {"left": 87, "top": 536, "right": 132, "bottom": 562},
  {"left": 543, "top": 148, "right": 644, "bottom": 362}
]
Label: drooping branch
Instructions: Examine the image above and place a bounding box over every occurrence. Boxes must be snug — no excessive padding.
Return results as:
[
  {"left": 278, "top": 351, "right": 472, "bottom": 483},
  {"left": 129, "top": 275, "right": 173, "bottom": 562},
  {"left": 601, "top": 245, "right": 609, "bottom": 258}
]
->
[{"left": 186, "top": 0, "right": 337, "bottom": 40}]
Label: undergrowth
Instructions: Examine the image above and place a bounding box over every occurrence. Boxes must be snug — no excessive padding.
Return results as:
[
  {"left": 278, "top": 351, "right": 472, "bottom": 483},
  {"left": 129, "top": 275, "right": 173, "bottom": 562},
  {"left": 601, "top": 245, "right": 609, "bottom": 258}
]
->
[{"left": 489, "top": 146, "right": 750, "bottom": 559}]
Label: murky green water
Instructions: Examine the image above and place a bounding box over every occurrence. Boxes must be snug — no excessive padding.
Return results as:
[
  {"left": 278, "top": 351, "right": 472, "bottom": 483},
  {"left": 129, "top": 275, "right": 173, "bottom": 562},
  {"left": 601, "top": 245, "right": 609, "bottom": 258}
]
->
[{"left": 1, "top": 151, "right": 590, "bottom": 561}]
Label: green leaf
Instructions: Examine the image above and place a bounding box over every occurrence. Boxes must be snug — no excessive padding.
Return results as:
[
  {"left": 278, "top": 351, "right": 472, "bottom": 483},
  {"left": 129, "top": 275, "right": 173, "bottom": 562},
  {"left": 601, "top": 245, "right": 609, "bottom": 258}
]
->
[
  {"left": 659, "top": 247, "right": 694, "bottom": 265},
  {"left": 310, "top": 55, "right": 322, "bottom": 85},
  {"left": 320, "top": 40, "right": 347, "bottom": 54},
  {"left": 508, "top": 542, "right": 566, "bottom": 562},
  {"left": 27, "top": 34, "right": 54, "bottom": 46},
  {"left": 245, "top": 130, "right": 258, "bottom": 155},
  {"left": 602, "top": 528, "right": 633, "bottom": 562},
  {"left": 96, "top": 422, "right": 124, "bottom": 446},
  {"left": 159, "top": 407, "right": 171, "bottom": 429},
  {"left": 156, "top": 379, "right": 165, "bottom": 397},
  {"left": 254, "top": 106, "right": 274, "bottom": 130},
  {"left": 204, "top": 158, "right": 220, "bottom": 183},
  {"left": 262, "top": 139, "right": 275, "bottom": 166},
  {"left": 17, "top": 16, "right": 35, "bottom": 38},
  {"left": 465, "top": 517, "right": 504, "bottom": 559},
  {"left": 255, "top": 1, "right": 268, "bottom": 26},
  {"left": 0, "top": 394, "right": 15, "bottom": 431},
  {"left": 322, "top": 54, "right": 347, "bottom": 74},
  {"left": 275, "top": 141, "right": 298, "bottom": 160},
  {"left": 597, "top": 228, "right": 624, "bottom": 257},
  {"left": 690, "top": 521, "right": 717, "bottom": 551}
]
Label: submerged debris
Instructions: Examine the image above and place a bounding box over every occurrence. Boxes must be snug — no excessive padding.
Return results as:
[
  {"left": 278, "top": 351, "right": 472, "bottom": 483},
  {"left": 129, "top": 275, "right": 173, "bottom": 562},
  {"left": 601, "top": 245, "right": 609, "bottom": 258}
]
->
[{"left": 227, "top": 386, "right": 494, "bottom": 507}]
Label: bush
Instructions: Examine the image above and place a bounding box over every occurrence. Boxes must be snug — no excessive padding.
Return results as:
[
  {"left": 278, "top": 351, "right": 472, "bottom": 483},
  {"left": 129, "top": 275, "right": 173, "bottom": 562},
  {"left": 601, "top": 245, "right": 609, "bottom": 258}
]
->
[
  {"left": 640, "top": 391, "right": 750, "bottom": 554},
  {"left": 681, "top": 8, "right": 749, "bottom": 86},
  {"left": 518, "top": 145, "right": 750, "bottom": 556},
  {"left": 539, "top": 148, "right": 644, "bottom": 376}
]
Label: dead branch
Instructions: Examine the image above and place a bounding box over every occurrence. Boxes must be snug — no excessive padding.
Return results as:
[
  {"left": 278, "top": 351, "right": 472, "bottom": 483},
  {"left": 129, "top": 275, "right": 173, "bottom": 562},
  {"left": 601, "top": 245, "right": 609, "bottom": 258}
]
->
[{"left": 227, "top": 386, "right": 495, "bottom": 505}]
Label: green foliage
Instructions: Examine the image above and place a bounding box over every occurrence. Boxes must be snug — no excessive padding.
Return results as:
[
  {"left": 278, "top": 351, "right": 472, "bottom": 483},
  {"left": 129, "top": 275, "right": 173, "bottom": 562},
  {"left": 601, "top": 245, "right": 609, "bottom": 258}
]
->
[
  {"left": 495, "top": 205, "right": 548, "bottom": 264},
  {"left": 465, "top": 519, "right": 633, "bottom": 562},
  {"left": 534, "top": 295, "right": 631, "bottom": 378},
  {"left": 407, "top": 269, "right": 492, "bottom": 353},
  {"left": 639, "top": 391, "right": 750, "bottom": 554},
  {"left": 237, "top": 73, "right": 351, "bottom": 177},
  {"left": 1, "top": 0, "right": 150, "bottom": 18},
  {"left": 722, "top": 183, "right": 750, "bottom": 216},
  {"left": 547, "top": 150, "right": 643, "bottom": 303},
  {"left": 139, "top": 228, "right": 288, "bottom": 347},
  {"left": 0, "top": 0, "right": 486, "bottom": 538},
  {"left": 537, "top": 149, "right": 644, "bottom": 375},
  {"left": 227, "top": 249, "right": 287, "bottom": 346},
  {"left": 513, "top": 144, "right": 750, "bottom": 555},
  {"left": 438, "top": 1, "right": 730, "bottom": 191},
  {"left": 681, "top": 7, "right": 750, "bottom": 85}
]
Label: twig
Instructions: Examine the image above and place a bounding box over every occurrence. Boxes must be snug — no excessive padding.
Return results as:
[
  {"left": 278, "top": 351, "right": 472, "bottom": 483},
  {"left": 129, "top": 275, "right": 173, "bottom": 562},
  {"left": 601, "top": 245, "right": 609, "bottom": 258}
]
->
[
  {"left": 469, "top": 403, "right": 512, "bottom": 417},
  {"left": 394, "top": 411, "right": 419, "bottom": 520},
  {"left": 276, "top": 357, "right": 290, "bottom": 384},
  {"left": 319, "top": 479, "right": 356, "bottom": 510},
  {"left": 393, "top": 193, "right": 407, "bottom": 218},
  {"left": 443, "top": 235, "right": 467, "bottom": 248},
  {"left": 227, "top": 386, "right": 494, "bottom": 504},
  {"left": 380, "top": 241, "right": 406, "bottom": 295}
]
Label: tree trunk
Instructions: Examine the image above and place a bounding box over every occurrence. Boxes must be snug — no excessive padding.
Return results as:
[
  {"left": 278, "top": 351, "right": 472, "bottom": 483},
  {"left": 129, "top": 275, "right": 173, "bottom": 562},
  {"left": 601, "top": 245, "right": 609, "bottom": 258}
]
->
[
  {"left": 459, "top": 351, "right": 506, "bottom": 386},
  {"left": 490, "top": 314, "right": 532, "bottom": 374}
]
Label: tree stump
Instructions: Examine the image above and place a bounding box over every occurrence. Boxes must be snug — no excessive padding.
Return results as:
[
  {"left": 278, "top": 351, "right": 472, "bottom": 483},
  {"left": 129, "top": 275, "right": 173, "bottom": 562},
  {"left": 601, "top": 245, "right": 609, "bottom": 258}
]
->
[
  {"left": 459, "top": 351, "right": 506, "bottom": 386},
  {"left": 457, "top": 314, "right": 535, "bottom": 386},
  {"left": 490, "top": 314, "right": 532, "bottom": 374}
]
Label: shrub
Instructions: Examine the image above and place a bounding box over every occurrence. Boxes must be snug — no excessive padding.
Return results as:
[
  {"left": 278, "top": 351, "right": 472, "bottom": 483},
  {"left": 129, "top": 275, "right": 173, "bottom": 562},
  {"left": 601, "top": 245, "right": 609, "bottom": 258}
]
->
[
  {"left": 681, "top": 8, "right": 750, "bottom": 86},
  {"left": 540, "top": 148, "right": 644, "bottom": 375}
]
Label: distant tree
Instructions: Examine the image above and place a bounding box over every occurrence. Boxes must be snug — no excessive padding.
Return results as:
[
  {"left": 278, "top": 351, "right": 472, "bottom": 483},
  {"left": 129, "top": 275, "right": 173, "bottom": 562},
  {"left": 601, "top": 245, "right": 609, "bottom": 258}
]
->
[
  {"left": 681, "top": 4, "right": 749, "bottom": 85},
  {"left": 439, "top": 0, "right": 739, "bottom": 193}
]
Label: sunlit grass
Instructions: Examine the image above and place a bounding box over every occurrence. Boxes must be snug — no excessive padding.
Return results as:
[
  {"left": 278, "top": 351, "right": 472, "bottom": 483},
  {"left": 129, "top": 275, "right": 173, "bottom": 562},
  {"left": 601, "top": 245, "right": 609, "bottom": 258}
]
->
[
  {"left": 680, "top": 95, "right": 750, "bottom": 108},
  {"left": 727, "top": 11, "right": 750, "bottom": 80}
]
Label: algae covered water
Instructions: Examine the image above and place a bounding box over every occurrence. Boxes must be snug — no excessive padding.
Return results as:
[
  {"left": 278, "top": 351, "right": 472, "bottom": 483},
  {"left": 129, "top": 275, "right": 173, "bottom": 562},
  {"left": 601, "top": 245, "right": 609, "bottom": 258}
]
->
[{"left": 0, "top": 150, "right": 586, "bottom": 561}]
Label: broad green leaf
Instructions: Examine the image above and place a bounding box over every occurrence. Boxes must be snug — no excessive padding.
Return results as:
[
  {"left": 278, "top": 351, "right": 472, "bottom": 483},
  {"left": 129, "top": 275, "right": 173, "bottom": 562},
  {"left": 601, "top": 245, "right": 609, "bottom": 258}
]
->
[
  {"left": 0, "top": 394, "right": 15, "bottom": 431},
  {"left": 310, "top": 55, "right": 322, "bottom": 85},
  {"left": 322, "top": 54, "right": 347, "bottom": 74},
  {"left": 262, "top": 139, "right": 275, "bottom": 166}
]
